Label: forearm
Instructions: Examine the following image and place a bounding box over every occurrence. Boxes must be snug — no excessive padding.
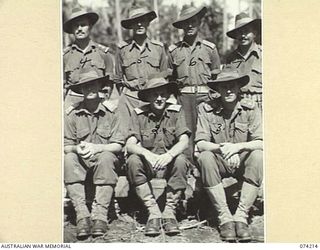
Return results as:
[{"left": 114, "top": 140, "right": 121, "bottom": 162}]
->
[
  {"left": 126, "top": 143, "right": 153, "bottom": 156},
  {"left": 237, "top": 140, "right": 263, "bottom": 152},
  {"left": 167, "top": 135, "right": 188, "bottom": 158},
  {"left": 97, "top": 143, "right": 122, "bottom": 154},
  {"left": 64, "top": 145, "right": 77, "bottom": 154},
  {"left": 197, "top": 140, "right": 221, "bottom": 153}
]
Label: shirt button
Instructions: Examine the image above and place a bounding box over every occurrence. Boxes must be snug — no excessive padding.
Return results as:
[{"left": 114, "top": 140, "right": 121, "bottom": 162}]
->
[{"left": 137, "top": 59, "right": 142, "bottom": 64}]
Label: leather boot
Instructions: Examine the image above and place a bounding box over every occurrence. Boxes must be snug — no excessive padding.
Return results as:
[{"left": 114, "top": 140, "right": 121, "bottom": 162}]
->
[
  {"left": 91, "top": 185, "right": 113, "bottom": 237},
  {"left": 206, "top": 183, "right": 236, "bottom": 241},
  {"left": 136, "top": 183, "right": 162, "bottom": 236},
  {"left": 66, "top": 183, "right": 91, "bottom": 238},
  {"left": 234, "top": 182, "right": 259, "bottom": 241},
  {"left": 162, "top": 190, "right": 182, "bottom": 235}
]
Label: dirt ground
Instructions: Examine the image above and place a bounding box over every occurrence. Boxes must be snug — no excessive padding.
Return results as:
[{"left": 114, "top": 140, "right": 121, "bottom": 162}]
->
[{"left": 64, "top": 178, "right": 264, "bottom": 243}]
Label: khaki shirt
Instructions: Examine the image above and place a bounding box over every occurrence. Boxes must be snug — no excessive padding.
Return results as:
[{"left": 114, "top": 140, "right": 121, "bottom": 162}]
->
[
  {"left": 129, "top": 97, "right": 191, "bottom": 154},
  {"left": 64, "top": 100, "right": 124, "bottom": 147},
  {"left": 195, "top": 98, "right": 262, "bottom": 144},
  {"left": 114, "top": 38, "right": 168, "bottom": 91},
  {"left": 226, "top": 43, "right": 262, "bottom": 93},
  {"left": 168, "top": 38, "right": 221, "bottom": 88},
  {"left": 63, "top": 40, "right": 114, "bottom": 89}
]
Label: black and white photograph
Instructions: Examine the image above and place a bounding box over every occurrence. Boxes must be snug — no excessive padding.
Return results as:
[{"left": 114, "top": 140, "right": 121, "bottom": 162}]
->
[{"left": 62, "top": 0, "right": 263, "bottom": 243}]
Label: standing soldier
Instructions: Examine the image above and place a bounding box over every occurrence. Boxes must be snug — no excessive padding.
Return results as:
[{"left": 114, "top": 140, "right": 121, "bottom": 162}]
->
[
  {"left": 115, "top": 5, "right": 169, "bottom": 136},
  {"left": 195, "top": 67, "right": 263, "bottom": 242},
  {"left": 63, "top": 7, "right": 114, "bottom": 109},
  {"left": 64, "top": 67, "right": 124, "bottom": 239},
  {"left": 226, "top": 12, "right": 262, "bottom": 109},
  {"left": 169, "top": 5, "right": 221, "bottom": 161},
  {"left": 126, "top": 74, "right": 191, "bottom": 236}
]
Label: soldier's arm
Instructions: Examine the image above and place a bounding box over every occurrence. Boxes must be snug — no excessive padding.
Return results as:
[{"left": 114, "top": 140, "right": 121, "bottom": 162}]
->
[
  {"left": 166, "top": 133, "right": 188, "bottom": 158},
  {"left": 114, "top": 47, "right": 124, "bottom": 91}
]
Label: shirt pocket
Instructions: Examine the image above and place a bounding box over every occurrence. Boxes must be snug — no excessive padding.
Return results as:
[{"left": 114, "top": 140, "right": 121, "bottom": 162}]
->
[
  {"left": 96, "top": 126, "right": 111, "bottom": 144},
  {"left": 76, "top": 128, "right": 90, "bottom": 143},
  {"left": 141, "top": 129, "right": 156, "bottom": 149},
  {"left": 163, "top": 127, "right": 176, "bottom": 148},
  {"left": 250, "top": 59, "right": 262, "bottom": 88},
  {"left": 173, "top": 56, "right": 188, "bottom": 78},
  {"left": 209, "top": 123, "right": 223, "bottom": 137},
  {"left": 90, "top": 57, "right": 106, "bottom": 75},
  {"left": 122, "top": 57, "right": 138, "bottom": 79},
  {"left": 234, "top": 121, "right": 249, "bottom": 142}
]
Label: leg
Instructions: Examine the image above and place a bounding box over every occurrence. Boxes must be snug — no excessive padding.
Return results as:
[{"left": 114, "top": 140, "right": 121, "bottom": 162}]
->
[
  {"left": 162, "top": 154, "right": 188, "bottom": 235},
  {"left": 64, "top": 152, "right": 91, "bottom": 238},
  {"left": 91, "top": 151, "right": 119, "bottom": 237},
  {"left": 197, "top": 151, "right": 236, "bottom": 241},
  {"left": 127, "top": 154, "right": 161, "bottom": 236},
  {"left": 234, "top": 150, "right": 263, "bottom": 241}
]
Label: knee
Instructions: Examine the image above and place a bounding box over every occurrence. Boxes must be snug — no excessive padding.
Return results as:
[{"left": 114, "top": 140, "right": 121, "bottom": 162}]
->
[
  {"left": 172, "top": 154, "right": 188, "bottom": 172},
  {"left": 197, "top": 151, "right": 217, "bottom": 169},
  {"left": 64, "top": 152, "right": 78, "bottom": 167},
  {"left": 98, "top": 151, "right": 117, "bottom": 165},
  {"left": 247, "top": 150, "right": 263, "bottom": 163},
  {"left": 127, "top": 154, "right": 143, "bottom": 171}
]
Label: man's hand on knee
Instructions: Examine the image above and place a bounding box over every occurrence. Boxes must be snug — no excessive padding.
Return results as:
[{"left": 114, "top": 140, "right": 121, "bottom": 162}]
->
[{"left": 226, "top": 154, "right": 240, "bottom": 169}]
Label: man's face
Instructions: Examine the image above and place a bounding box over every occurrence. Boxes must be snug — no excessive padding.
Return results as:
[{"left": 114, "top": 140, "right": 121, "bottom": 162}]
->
[
  {"left": 82, "top": 81, "right": 101, "bottom": 100},
  {"left": 216, "top": 81, "right": 240, "bottom": 104},
  {"left": 147, "top": 86, "right": 170, "bottom": 111},
  {"left": 181, "top": 17, "right": 201, "bottom": 37},
  {"left": 235, "top": 25, "right": 256, "bottom": 46},
  {"left": 71, "top": 17, "right": 91, "bottom": 40},
  {"left": 132, "top": 17, "right": 150, "bottom": 36}
]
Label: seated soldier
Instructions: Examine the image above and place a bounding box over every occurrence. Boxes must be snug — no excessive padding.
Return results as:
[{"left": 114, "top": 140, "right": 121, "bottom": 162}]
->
[
  {"left": 195, "top": 67, "right": 263, "bottom": 242},
  {"left": 126, "top": 74, "right": 191, "bottom": 237},
  {"left": 64, "top": 68, "right": 124, "bottom": 239}
]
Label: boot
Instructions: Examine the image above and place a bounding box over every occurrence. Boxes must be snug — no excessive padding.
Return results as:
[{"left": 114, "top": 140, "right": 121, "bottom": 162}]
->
[
  {"left": 162, "top": 190, "right": 182, "bottom": 235},
  {"left": 66, "top": 183, "right": 91, "bottom": 238},
  {"left": 136, "top": 183, "right": 162, "bottom": 236},
  {"left": 91, "top": 185, "right": 113, "bottom": 237},
  {"left": 206, "top": 183, "right": 236, "bottom": 241},
  {"left": 234, "top": 182, "right": 259, "bottom": 242}
]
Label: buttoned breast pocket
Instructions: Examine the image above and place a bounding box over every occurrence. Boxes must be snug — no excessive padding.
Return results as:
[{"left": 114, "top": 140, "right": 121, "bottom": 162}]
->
[
  {"left": 163, "top": 127, "right": 176, "bottom": 148},
  {"left": 233, "top": 122, "right": 249, "bottom": 142},
  {"left": 96, "top": 125, "right": 111, "bottom": 144},
  {"left": 122, "top": 57, "right": 138, "bottom": 79},
  {"left": 141, "top": 129, "right": 156, "bottom": 149},
  {"left": 145, "top": 56, "right": 161, "bottom": 75},
  {"left": 198, "top": 54, "right": 212, "bottom": 83},
  {"left": 76, "top": 128, "right": 90, "bottom": 144},
  {"left": 90, "top": 57, "right": 106, "bottom": 75},
  {"left": 250, "top": 59, "right": 262, "bottom": 88},
  {"left": 173, "top": 56, "right": 188, "bottom": 78}
]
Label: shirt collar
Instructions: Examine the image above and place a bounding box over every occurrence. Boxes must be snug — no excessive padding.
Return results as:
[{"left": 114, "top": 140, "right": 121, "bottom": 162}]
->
[
  {"left": 130, "top": 38, "right": 151, "bottom": 52},
  {"left": 236, "top": 42, "right": 260, "bottom": 60},
  {"left": 75, "top": 102, "right": 106, "bottom": 115},
  {"left": 181, "top": 36, "right": 203, "bottom": 48},
  {"left": 72, "top": 39, "right": 95, "bottom": 53}
]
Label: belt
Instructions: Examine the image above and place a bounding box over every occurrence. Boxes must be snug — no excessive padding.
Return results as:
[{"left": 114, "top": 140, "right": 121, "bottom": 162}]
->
[
  {"left": 180, "top": 85, "right": 209, "bottom": 94},
  {"left": 122, "top": 87, "right": 139, "bottom": 99}
]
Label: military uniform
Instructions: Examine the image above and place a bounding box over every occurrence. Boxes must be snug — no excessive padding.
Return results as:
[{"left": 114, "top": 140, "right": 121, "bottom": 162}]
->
[
  {"left": 195, "top": 98, "right": 262, "bottom": 187},
  {"left": 127, "top": 97, "right": 191, "bottom": 190},
  {"left": 168, "top": 37, "right": 221, "bottom": 159},
  {"left": 63, "top": 40, "right": 114, "bottom": 109},
  {"left": 114, "top": 38, "right": 169, "bottom": 135},
  {"left": 64, "top": 99, "right": 124, "bottom": 224},
  {"left": 226, "top": 43, "right": 262, "bottom": 109}
]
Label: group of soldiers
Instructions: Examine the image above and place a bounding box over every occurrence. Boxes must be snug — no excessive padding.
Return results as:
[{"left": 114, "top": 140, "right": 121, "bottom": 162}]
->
[{"left": 63, "top": 3, "right": 262, "bottom": 243}]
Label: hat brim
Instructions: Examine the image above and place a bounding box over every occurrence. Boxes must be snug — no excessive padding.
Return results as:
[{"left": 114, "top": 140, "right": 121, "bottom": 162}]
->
[
  {"left": 69, "top": 75, "right": 113, "bottom": 94},
  {"left": 138, "top": 82, "right": 178, "bottom": 102},
  {"left": 63, "top": 12, "right": 99, "bottom": 34},
  {"left": 227, "top": 19, "right": 261, "bottom": 39},
  {"left": 207, "top": 75, "right": 250, "bottom": 90},
  {"left": 121, "top": 11, "right": 157, "bottom": 29},
  {"left": 172, "top": 6, "right": 207, "bottom": 29}
]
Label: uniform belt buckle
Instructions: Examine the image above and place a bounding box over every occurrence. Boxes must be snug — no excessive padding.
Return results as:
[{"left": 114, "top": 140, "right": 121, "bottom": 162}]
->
[{"left": 194, "top": 85, "right": 198, "bottom": 93}]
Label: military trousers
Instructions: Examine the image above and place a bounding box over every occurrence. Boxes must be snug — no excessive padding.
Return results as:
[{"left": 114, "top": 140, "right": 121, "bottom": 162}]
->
[{"left": 197, "top": 150, "right": 263, "bottom": 188}]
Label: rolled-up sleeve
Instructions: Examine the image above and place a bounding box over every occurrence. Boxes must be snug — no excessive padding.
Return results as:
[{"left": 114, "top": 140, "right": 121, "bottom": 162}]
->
[
  {"left": 128, "top": 111, "right": 142, "bottom": 142},
  {"left": 175, "top": 109, "right": 191, "bottom": 138},
  {"left": 195, "top": 104, "right": 212, "bottom": 143},
  {"left": 248, "top": 106, "right": 263, "bottom": 141},
  {"left": 64, "top": 113, "right": 77, "bottom": 146},
  {"left": 109, "top": 111, "right": 125, "bottom": 145}
]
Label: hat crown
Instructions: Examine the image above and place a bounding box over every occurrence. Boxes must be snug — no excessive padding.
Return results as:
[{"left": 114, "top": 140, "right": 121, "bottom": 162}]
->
[
  {"left": 179, "top": 5, "right": 198, "bottom": 18},
  {"left": 216, "top": 67, "right": 242, "bottom": 81},
  {"left": 128, "top": 6, "right": 151, "bottom": 19},
  {"left": 234, "top": 12, "right": 254, "bottom": 28},
  {"left": 78, "top": 69, "right": 101, "bottom": 84}
]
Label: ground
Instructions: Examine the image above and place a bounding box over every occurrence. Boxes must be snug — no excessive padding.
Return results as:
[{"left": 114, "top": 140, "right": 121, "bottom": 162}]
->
[{"left": 64, "top": 177, "right": 264, "bottom": 243}]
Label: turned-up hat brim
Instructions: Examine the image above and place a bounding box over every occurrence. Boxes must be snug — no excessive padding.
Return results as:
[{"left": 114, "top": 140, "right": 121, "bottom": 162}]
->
[
  {"left": 207, "top": 69, "right": 249, "bottom": 90},
  {"left": 63, "top": 9, "right": 99, "bottom": 34},
  {"left": 121, "top": 9, "right": 157, "bottom": 29},
  {"left": 227, "top": 18, "right": 261, "bottom": 39},
  {"left": 138, "top": 78, "right": 178, "bottom": 102},
  {"left": 172, "top": 6, "right": 207, "bottom": 29}
]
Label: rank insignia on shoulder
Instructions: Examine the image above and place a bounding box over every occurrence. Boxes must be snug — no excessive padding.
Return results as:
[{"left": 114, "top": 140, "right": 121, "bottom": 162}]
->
[
  {"left": 103, "top": 99, "right": 118, "bottom": 112},
  {"left": 202, "top": 40, "right": 216, "bottom": 50},
  {"left": 98, "top": 44, "right": 109, "bottom": 53},
  {"left": 150, "top": 39, "right": 164, "bottom": 47},
  {"left": 240, "top": 98, "right": 255, "bottom": 109},
  {"left": 63, "top": 46, "right": 72, "bottom": 55},
  {"left": 167, "top": 104, "right": 181, "bottom": 112},
  {"left": 117, "top": 40, "right": 129, "bottom": 49},
  {"left": 134, "top": 105, "right": 148, "bottom": 115},
  {"left": 168, "top": 44, "right": 177, "bottom": 52}
]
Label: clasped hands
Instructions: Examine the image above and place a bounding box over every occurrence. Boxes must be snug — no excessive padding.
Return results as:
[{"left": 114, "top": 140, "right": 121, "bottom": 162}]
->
[
  {"left": 219, "top": 142, "right": 242, "bottom": 170},
  {"left": 76, "top": 141, "right": 102, "bottom": 160},
  {"left": 144, "top": 151, "right": 174, "bottom": 171}
]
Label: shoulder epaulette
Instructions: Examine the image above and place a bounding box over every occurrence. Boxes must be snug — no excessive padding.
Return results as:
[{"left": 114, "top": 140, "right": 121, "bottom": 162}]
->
[
  {"left": 65, "top": 102, "right": 80, "bottom": 115},
  {"left": 168, "top": 44, "right": 178, "bottom": 53},
  {"left": 102, "top": 99, "right": 118, "bottom": 112},
  {"left": 63, "top": 45, "right": 72, "bottom": 56},
  {"left": 167, "top": 104, "right": 181, "bottom": 112},
  {"left": 240, "top": 98, "right": 255, "bottom": 109},
  {"left": 97, "top": 44, "right": 109, "bottom": 53},
  {"left": 202, "top": 40, "right": 216, "bottom": 50},
  {"left": 150, "top": 39, "right": 164, "bottom": 47},
  {"left": 117, "top": 40, "right": 129, "bottom": 49},
  {"left": 134, "top": 105, "right": 149, "bottom": 115}
]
